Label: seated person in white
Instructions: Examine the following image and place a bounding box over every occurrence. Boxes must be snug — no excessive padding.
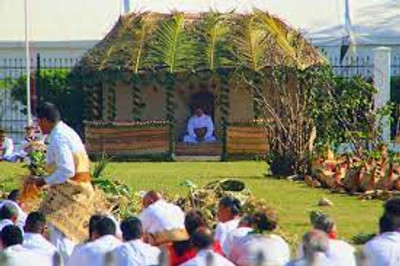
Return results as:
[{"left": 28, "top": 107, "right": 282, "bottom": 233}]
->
[
  {"left": 224, "top": 215, "right": 254, "bottom": 257},
  {"left": 183, "top": 107, "right": 216, "bottom": 144},
  {"left": 287, "top": 229, "right": 334, "bottom": 266},
  {"left": 66, "top": 216, "right": 121, "bottom": 266},
  {"left": 0, "top": 129, "right": 14, "bottom": 162},
  {"left": 363, "top": 198, "right": 400, "bottom": 266},
  {"left": 18, "top": 125, "right": 43, "bottom": 160},
  {"left": 0, "top": 225, "right": 52, "bottom": 266},
  {"left": 304, "top": 212, "right": 356, "bottom": 266},
  {"left": 0, "top": 190, "right": 27, "bottom": 228},
  {"left": 215, "top": 196, "right": 241, "bottom": 255},
  {"left": 0, "top": 203, "right": 19, "bottom": 232},
  {"left": 114, "top": 216, "right": 160, "bottom": 266},
  {"left": 139, "top": 191, "right": 188, "bottom": 245},
  {"left": 229, "top": 209, "right": 290, "bottom": 266},
  {"left": 23, "top": 212, "right": 58, "bottom": 260},
  {"left": 181, "top": 227, "right": 234, "bottom": 266}
]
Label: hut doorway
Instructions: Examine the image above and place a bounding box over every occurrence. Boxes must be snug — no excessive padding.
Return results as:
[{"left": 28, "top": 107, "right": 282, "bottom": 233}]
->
[{"left": 189, "top": 91, "right": 215, "bottom": 120}]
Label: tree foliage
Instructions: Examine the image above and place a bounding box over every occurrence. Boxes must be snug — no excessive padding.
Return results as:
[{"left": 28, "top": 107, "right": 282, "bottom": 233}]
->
[{"left": 10, "top": 69, "right": 85, "bottom": 135}]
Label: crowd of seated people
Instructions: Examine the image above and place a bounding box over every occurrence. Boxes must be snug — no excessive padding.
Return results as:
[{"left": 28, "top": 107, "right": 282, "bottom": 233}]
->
[
  {"left": 0, "top": 126, "right": 43, "bottom": 163},
  {"left": 1, "top": 188, "right": 400, "bottom": 265}
]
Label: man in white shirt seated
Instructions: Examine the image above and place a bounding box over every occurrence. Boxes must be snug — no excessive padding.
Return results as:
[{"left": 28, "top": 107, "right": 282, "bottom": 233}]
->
[
  {"left": 67, "top": 216, "right": 121, "bottom": 266},
  {"left": 23, "top": 212, "right": 58, "bottom": 259},
  {"left": 0, "top": 225, "right": 52, "bottom": 266},
  {"left": 139, "top": 191, "right": 188, "bottom": 245},
  {"left": 183, "top": 107, "right": 216, "bottom": 144},
  {"left": 181, "top": 227, "right": 234, "bottom": 266},
  {"left": 229, "top": 209, "right": 290, "bottom": 266},
  {"left": 114, "top": 216, "right": 160, "bottom": 266},
  {"left": 223, "top": 215, "right": 253, "bottom": 257},
  {"left": 363, "top": 197, "right": 400, "bottom": 266},
  {"left": 0, "top": 203, "right": 18, "bottom": 232},
  {"left": 308, "top": 213, "right": 356, "bottom": 266},
  {"left": 0, "top": 130, "right": 14, "bottom": 162},
  {"left": 0, "top": 190, "right": 27, "bottom": 228},
  {"left": 17, "top": 125, "right": 43, "bottom": 161},
  {"left": 287, "top": 229, "right": 334, "bottom": 266},
  {"left": 215, "top": 196, "right": 241, "bottom": 255}
]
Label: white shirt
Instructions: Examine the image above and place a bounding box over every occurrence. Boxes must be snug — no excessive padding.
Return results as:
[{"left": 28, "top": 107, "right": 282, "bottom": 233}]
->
[
  {"left": 287, "top": 253, "right": 334, "bottom": 266},
  {"left": 0, "top": 244, "right": 52, "bottom": 266},
  {"left": 215, "top": 218, "right": 240, "bottom": 254},
  {"left": 229, "top": 233, "right": 290, "bottom": 266},
  {"left": 180, "top": 249, "right": 235, "bottom": 266},
  {"left": 0, "top": 200, "right": 27, "bottom": 228},
  {"left": 187, "top": 114, "right": 214, "bottom": 139},
  {"left": 0, "top": 138, "right": 14, "bottom": 160},
  {"left": 23, "top": 232, "right": 58, "bottom": 258},
  {"left": 0, "top": 219, "right": 13, "bottom": 232},
  {"left": 224, "top": 226, "right": 253, "bottom": 257},
  {"left": 67, "top": 235, "right": 121, "bottom": 266},
  {"left": 113, "top": 239, "right": 161, "bottom": 266},
  {"left": 297, "top": 238, "right": 356, "bottom": 266},
  {"left": 364, "top": 232, "right": 400, "bottom": 266},
  {"left": 140, "top": 200, "right": 185, "bottom": 234},
  {"left": 45, "top": 121, "right": 88, "bottom": 185}
]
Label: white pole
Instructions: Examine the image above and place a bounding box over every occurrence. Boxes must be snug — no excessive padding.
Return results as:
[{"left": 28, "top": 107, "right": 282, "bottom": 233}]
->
[{"left": 25, "top": 0, "right": 32, "bottom": 126}]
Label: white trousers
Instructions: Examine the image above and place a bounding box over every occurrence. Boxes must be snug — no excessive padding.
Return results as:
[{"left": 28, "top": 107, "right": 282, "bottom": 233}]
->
[{"left": 183, "top": 135, "right": 216, "bottom": 144}]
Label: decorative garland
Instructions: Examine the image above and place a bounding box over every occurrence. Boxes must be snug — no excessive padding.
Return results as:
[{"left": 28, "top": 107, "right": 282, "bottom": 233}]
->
[
  {"left": 107, "top": 82, "right": 117, "bottom": 121},
  {"left": 218, "top": 69, "right": 231, "bottom": 161}
]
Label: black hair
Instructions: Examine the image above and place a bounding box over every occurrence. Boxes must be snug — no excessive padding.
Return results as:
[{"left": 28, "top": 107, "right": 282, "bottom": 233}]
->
[
  {"left": 93, "top": 216, "right": 116, "bottom": 237},
  {"left": 252, "top": 208, "right": 278, "bottom": 232},
  {"left": 120, "top": 216, "right": 142, "bottom": 241},
  {"left": 185, "top": 210, "right": 208, "bottom": 236},
  {"left": 312, "top": 214, "right": 335, "bottom": 234},
  {"left": 385, "top": 197, "right": 400, "bottom": 217},
  {"left": 7, "top": 190, "right": 20, "bottom": 202},
  {"left": 219, "top": 196, "right": 241, "bottom": 216},
  {"left": 89, "top": 214, "right": 105, "bottom": 238},
  {"left": 0, "top": 203, "right": 18, "bottom": 220},
  {"left": 379, "top": 214, "right": 393, "bottom": 234},
  {"left": 24, "top": 212, "right": 46, "bottom": 234},
  {"left": 36, "top": 102, "right": 60, "bottom": 123},
  {"left": 1, "top": 225, "right": 23, "bottom": 248},
  {"left": 239, "top": 215, "right": 254, "bottom": 227},
  {"left": 191, "top": 227, "right": 213, "bottom": 250}
]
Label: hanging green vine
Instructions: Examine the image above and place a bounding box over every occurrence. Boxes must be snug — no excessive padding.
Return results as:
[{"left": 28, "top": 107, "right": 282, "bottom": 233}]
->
[
  {"left": 131, "top": 75, "right": 144, "bottom": 121},
  {"left": 107, "top": 82, "right": 117, "bottom": 121},
  {"left": 218, "top": 69, "right": 231, "bottom": 161}
]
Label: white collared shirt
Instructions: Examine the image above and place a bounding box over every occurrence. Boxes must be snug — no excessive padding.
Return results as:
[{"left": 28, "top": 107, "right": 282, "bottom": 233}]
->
[
  {"left": 45, "top": 121, "right": 88, "bottom": 185},
  {"left": 364, "top": 231, "right": 400, "bottom": 266},
  {"left": 229, "top": 233, "right": 290, "bottom": 266},
  {"left": 0, "top": 244, "right": 52, "bottom": 266},
  {"left": 67, "top": 235, "right": 121, "bottom": 266},
  {"left": 224, "top": 226, "right": 253, "bottom": 257},
  {"left": 113, "top": 239, "right": 161, "bottom": 266},
  {"left": 187, "top": 114, "right": 214, "bottom": 139},
  {"left": 23, "top": 232, "right": 58, "bottom": 258},
  {"left": 215, "top": 218, "right": 240, "bottom": 254},
  {"left": 139, "top": 200, "right": 185, "bottom": 234},
  {"left": 180, "top": 249, "right": 235, "bottom": 266}
]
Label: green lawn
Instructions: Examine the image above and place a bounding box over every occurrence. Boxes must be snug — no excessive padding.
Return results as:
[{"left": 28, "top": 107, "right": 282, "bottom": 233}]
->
[{"left": 0, "top": 161, "right": 383, "bottom": 244}]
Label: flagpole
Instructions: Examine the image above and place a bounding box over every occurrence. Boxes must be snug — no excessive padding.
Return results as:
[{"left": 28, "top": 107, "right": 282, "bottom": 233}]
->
[{"left": 24, "top": 0, "right": 32, "bottom": 126}]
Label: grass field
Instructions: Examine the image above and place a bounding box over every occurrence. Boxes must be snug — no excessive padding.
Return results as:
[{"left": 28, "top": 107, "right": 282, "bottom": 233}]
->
[{"left": 0, "top": 161, "right": 383, "bottom": 244}]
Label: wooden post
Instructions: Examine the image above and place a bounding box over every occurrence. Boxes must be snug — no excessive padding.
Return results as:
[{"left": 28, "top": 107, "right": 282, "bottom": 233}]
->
[
  {"left": 219, "top": 69, "right": 230, "bottom": 161},
  {"left": 165, "top": 73, "right": 176, "bottom": 160}
]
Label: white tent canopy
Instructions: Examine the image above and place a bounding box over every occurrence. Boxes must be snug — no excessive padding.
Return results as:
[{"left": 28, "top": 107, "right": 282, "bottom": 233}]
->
[{"left": 0, "top": 0, "right": 399, "bottom": 46}]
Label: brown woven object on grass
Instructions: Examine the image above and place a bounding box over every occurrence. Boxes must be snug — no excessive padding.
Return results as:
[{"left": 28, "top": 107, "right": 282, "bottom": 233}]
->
[{"left": 38, "top": 180, "right": 109, "bottom": 243}]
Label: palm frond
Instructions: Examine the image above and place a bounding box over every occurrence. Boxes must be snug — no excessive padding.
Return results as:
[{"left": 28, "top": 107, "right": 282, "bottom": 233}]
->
[
  {"left": 149, "top": 12, "right": 195, "bottom": 73},
  {"left": 255, "top": 10, "right": 305, "bottom": 69},
  {"left": 194, "top": 12, "right": 232, "bottom": 71},
  {"left": 232, "top": 14, "right": 269, "bottom": 72}
]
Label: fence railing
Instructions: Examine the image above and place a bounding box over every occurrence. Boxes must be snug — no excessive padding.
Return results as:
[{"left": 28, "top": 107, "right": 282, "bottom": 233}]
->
[{"left": 0, "top": 54, "right": 76, "bottom": 143}]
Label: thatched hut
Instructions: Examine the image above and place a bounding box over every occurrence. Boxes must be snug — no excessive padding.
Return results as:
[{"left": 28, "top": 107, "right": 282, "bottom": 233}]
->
[{"left": 71, "top": 11, "right": 325, "bottom": 160}]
